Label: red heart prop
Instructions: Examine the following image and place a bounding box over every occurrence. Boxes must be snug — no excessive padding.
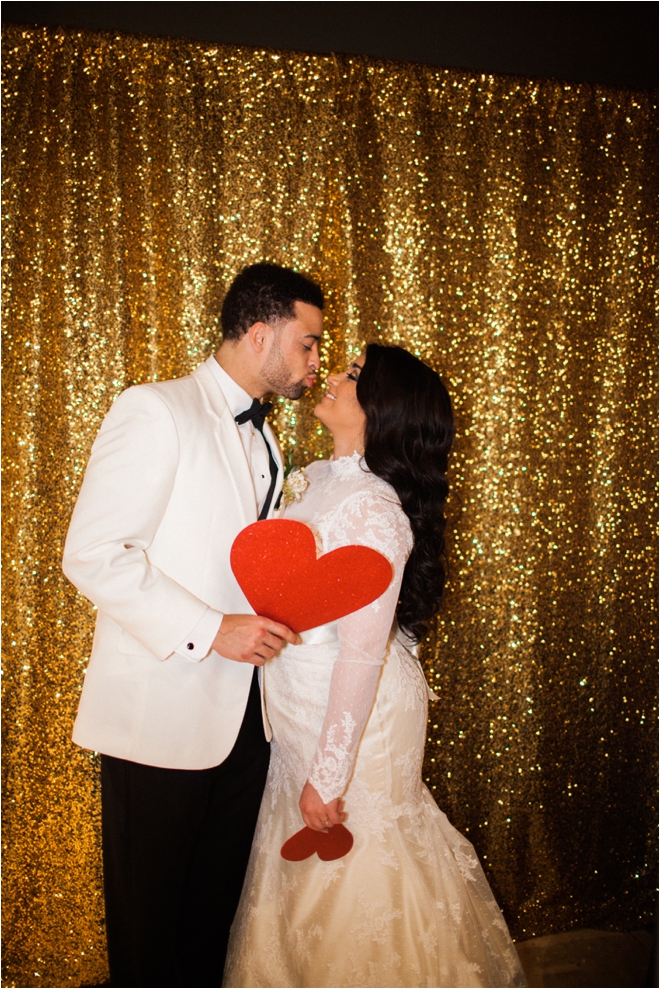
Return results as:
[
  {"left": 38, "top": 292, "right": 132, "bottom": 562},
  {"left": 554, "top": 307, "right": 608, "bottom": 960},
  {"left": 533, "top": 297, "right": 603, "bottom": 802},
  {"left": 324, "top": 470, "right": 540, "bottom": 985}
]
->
[
  {"left": 281, "top": 824, "right": 354, "bottom": 861},
  {"left": 230, "top": 519, "right": 393, "bottom": 633}
]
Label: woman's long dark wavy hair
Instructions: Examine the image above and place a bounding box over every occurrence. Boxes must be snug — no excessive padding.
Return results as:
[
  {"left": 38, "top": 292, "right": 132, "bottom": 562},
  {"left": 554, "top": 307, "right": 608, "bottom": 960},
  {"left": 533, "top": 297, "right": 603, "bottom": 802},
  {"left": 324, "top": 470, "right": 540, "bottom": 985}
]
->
[{"left": 357, "top": 344, "right": 455, "bottom": 642}]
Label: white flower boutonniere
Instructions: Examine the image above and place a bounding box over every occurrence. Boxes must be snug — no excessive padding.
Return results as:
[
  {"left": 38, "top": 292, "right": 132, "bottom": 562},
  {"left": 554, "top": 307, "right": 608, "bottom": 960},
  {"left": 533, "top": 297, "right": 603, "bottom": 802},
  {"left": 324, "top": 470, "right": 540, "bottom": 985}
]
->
[{"left": 281, "top": 467, "right": 309, "bottom": 506}]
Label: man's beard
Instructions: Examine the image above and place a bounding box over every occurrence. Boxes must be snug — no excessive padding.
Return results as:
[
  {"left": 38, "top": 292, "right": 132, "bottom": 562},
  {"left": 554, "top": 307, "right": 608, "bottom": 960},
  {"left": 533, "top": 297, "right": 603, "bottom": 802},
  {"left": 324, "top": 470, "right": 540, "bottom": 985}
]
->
[{"left": 262, "top": 342, "right": 308, "bottom": 399}]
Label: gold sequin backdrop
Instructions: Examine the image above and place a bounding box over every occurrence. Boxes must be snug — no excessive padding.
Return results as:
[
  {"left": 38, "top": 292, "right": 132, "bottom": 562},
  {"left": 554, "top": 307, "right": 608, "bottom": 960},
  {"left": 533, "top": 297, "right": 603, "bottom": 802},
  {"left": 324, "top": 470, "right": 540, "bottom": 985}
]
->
[{"left": 2, "top": 22, "right": 657, "bottom": 987}]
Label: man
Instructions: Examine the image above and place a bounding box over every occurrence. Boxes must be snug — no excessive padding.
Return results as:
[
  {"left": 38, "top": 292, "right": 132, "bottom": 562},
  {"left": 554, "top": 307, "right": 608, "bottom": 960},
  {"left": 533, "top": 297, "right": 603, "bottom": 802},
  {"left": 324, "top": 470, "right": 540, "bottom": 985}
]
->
[{"left": 62, "top": 263, "right": 324, "bottom": 987}]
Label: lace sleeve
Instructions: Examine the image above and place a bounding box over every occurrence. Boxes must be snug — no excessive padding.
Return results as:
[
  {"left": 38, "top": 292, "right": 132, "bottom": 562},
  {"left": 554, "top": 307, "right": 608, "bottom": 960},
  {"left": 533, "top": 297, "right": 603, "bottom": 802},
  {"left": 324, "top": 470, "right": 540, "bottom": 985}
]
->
[{"left": 307, "top": 490, "right": 413, "bottom": 804}]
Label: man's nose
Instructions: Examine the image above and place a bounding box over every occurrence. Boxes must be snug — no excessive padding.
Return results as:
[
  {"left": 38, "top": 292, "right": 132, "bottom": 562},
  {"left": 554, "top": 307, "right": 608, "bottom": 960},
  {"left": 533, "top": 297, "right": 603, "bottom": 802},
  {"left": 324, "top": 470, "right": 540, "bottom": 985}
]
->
[{"left": 310, "top": 345, "right": 321, "bottom": 370}]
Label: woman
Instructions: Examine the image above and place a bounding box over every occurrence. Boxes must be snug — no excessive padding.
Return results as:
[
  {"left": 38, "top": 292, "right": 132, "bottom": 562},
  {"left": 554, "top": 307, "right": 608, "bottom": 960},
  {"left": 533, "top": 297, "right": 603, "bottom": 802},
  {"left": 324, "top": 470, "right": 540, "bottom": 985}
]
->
[{"left": 224, "top": 345, "right": 526, "bottom": 988}]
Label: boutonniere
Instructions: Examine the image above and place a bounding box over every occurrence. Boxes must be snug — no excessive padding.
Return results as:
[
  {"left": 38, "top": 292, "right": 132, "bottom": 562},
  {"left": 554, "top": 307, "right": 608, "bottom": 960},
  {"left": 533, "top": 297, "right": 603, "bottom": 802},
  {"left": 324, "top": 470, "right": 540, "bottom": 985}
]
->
[{"left": 281, "top": 463, "right": 309, "bottom": 506}]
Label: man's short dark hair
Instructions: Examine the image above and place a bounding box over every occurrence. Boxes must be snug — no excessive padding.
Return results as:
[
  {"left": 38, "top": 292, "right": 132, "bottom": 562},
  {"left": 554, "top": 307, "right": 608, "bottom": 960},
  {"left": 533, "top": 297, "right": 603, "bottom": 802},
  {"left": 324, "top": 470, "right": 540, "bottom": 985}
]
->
[{"left": 221, "top": 263, "right": 324, "bottom": 341}]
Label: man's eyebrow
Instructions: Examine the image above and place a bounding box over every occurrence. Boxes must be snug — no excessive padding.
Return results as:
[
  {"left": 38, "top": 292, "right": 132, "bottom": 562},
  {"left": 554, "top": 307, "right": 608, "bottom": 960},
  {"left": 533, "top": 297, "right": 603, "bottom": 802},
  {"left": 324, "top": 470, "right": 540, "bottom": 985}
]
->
[{"left": 303, "top": 333, "right": 322, "bottom": 341}]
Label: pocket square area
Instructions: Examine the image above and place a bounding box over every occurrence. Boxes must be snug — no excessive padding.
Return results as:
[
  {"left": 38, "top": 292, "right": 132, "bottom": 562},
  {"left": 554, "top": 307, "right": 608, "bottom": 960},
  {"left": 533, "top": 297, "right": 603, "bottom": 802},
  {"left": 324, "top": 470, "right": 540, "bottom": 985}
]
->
[{"left": 230, "top": 519, "right": 393, "bottom": 633}]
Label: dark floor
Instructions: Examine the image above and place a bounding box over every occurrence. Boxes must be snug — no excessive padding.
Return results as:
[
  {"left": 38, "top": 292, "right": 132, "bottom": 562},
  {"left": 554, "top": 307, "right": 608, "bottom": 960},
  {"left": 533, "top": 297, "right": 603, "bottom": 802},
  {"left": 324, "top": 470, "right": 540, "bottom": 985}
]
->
[
  {"left": 82, "top": 927, "right": 657, "bottom": 987},
  {"left": 516, "top": 929, "right": 657, "bottom": 988}
]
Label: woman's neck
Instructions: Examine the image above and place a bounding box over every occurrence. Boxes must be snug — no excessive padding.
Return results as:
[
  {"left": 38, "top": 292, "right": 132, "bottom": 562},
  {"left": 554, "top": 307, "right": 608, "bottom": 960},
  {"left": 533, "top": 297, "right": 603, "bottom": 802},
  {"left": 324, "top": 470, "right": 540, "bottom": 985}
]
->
[{"left": 330, "top": 431, "right": 365, "bottom": 460}]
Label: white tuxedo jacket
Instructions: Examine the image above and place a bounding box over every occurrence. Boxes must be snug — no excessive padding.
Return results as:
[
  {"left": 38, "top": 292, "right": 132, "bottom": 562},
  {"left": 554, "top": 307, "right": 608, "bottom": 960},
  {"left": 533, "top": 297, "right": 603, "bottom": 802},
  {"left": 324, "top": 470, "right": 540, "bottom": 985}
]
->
[{"left": 63, "top": 357, "right": 282, "bottom": 769}]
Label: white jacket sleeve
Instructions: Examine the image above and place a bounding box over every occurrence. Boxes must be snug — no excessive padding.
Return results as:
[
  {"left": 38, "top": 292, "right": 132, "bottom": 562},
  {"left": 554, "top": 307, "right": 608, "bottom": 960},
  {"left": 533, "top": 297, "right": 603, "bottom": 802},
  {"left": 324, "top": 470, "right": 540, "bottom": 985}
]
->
[
  {"left": 62, "top": 385, "right": 211, "bottom": 660},
  {"left": 307, "top": 492, "right": 413, "bottom": 803}
]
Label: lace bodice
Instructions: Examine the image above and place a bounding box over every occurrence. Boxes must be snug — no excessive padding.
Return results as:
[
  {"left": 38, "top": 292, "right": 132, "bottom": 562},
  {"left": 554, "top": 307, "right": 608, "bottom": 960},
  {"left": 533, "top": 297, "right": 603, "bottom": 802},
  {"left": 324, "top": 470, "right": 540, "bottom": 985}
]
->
[{"left": 283, "top": 453, "right": 413, "bottom": 804}]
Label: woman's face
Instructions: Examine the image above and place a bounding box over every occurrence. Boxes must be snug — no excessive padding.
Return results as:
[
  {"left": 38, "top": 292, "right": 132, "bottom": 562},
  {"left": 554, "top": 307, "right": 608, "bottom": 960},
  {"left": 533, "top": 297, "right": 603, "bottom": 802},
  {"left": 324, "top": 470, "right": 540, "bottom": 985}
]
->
[{"left": 314, "top": 354, "right": 366, "bottom": 439}]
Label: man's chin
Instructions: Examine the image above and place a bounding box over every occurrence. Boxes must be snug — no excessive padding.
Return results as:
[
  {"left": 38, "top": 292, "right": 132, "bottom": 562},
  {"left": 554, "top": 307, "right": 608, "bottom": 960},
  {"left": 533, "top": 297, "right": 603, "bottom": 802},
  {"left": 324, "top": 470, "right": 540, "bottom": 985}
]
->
[{"left": 279, "top": 380, "right": 308, "bottom": 400}]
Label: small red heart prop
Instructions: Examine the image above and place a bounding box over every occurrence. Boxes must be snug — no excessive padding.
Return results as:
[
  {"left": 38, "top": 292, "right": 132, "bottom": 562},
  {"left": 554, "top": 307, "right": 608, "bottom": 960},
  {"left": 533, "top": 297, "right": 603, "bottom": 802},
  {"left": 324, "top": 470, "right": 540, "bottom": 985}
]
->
[
  {"left": 281, "top": 824, "right": 354, "bottom": 861},
  {"left": 230, "top": 519, "right": 393, "bottom": 633}
]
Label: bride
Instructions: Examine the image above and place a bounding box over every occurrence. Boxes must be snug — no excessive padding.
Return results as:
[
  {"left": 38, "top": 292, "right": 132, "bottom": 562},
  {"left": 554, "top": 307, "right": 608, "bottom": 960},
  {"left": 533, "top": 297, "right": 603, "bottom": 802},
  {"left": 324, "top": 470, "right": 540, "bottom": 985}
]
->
[{"left": 224, "top": 344, "right": 526, "bottom": 988}]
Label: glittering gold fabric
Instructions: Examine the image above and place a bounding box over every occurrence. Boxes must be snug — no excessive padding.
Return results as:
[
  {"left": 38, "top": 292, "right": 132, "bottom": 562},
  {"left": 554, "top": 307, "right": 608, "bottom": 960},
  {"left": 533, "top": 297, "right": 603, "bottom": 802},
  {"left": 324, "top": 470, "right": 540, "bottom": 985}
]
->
[{"left": 2, "top": 23, "right": 657, "bottom": 988}]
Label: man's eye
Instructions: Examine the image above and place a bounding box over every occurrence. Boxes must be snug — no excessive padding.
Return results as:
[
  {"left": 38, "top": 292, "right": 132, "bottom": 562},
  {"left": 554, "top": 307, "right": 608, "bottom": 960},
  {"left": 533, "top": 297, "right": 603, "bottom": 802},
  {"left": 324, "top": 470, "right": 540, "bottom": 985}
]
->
[{"left": 303, "top": 345, "right": 312, "bottom": 351}]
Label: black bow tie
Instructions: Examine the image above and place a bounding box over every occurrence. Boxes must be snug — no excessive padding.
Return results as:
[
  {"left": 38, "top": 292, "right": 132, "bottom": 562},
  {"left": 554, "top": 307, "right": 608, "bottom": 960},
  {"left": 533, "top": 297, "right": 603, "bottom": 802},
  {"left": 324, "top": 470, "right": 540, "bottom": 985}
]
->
[{"left": 235, "top": 398, "right": 273, "bottom": 430}]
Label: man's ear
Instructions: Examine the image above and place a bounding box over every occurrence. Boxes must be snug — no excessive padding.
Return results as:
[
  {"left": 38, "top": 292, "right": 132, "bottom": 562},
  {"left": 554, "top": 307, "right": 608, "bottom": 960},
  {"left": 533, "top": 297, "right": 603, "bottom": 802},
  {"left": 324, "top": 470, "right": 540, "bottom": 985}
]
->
[{"left": 246, "top": 321, "right": 270, "bottom": 353}]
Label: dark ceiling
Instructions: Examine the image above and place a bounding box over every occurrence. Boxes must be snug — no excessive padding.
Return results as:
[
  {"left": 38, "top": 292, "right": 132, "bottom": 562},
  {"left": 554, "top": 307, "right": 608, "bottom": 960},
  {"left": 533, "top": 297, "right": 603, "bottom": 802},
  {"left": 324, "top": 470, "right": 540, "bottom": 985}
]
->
[{"left": 2, "top": 1, "right": 658, "bottom": 90}]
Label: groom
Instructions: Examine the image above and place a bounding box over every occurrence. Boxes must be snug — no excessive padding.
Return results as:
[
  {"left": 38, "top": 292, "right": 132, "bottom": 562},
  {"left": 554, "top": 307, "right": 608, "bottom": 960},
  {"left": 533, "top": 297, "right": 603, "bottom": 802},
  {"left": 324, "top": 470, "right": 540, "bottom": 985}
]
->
[{"left": 63, "top": 263, "right": 324, "bottom": 987}]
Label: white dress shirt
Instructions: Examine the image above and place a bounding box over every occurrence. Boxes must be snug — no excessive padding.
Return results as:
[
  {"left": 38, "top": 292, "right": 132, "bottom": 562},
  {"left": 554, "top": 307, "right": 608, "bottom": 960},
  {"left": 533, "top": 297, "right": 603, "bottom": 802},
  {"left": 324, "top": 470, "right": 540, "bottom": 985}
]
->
[{"left": 174, "top": 357, "right": 274, "bottom": 661}]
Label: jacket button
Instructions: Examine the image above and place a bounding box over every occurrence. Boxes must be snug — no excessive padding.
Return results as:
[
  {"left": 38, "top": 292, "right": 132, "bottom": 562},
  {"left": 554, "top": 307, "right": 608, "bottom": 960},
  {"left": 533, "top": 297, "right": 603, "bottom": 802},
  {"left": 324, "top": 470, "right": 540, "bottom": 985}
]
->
[{"left": 187, "top": 642, "right": 194, "bottom": 650}]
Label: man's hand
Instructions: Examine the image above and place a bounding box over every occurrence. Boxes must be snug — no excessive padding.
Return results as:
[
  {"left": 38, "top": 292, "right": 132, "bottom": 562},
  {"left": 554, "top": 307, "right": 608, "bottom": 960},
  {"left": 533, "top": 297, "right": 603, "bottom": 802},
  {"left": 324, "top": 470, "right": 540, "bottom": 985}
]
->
[
  {"left": 212, "top": 614, "right": 300, "bottom": 665},
  {"left": 299, "top": 780, "right": 347, "bottom": 832}
]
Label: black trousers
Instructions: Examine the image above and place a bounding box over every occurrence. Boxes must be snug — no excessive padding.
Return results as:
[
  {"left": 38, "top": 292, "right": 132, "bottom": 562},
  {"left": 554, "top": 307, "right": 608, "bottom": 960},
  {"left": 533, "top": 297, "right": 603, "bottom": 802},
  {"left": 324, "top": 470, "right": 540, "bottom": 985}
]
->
[{"left": 100, "top": 669, "right": 270, "bottom": 988}]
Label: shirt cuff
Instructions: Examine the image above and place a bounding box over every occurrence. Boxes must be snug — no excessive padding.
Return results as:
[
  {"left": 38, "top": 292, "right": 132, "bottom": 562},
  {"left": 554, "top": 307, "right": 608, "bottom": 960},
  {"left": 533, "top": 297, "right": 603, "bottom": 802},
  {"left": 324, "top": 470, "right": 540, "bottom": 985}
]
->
[{"left": 174, "top": 608, "right": 223, "bottom": 662}]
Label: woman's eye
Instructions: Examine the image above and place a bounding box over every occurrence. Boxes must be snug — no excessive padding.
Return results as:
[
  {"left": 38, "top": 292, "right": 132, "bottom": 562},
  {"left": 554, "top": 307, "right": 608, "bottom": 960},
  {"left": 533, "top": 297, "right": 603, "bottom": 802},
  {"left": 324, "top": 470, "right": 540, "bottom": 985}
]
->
[{"left": 347, "top": 372, "right": 358, "bottom": 382}]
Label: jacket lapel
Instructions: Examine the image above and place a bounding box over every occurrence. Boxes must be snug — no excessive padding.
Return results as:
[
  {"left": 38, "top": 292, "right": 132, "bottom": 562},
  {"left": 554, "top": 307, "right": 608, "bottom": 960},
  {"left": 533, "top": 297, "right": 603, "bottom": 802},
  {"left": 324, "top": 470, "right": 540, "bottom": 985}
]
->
[
  {"left": 263, "top": 420, "right": 284, "bottom": 516},
  {"left": 192, "top": 361, "right": 258, "bottom": 526}
]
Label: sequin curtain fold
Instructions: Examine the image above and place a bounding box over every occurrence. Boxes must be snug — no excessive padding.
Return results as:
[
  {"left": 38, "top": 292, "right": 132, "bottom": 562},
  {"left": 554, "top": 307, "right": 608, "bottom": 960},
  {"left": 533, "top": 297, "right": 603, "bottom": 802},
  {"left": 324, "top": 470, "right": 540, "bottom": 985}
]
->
[{"left": 2, "top": 24, "right": 657, "bottom": 988}]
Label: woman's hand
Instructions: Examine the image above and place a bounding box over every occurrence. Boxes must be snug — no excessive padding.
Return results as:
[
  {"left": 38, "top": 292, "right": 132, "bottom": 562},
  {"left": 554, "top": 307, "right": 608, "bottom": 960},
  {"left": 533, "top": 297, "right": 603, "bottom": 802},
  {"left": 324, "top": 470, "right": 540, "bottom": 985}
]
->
[{"left": 299, "top": 780, "right": 347, "bottom": 832}]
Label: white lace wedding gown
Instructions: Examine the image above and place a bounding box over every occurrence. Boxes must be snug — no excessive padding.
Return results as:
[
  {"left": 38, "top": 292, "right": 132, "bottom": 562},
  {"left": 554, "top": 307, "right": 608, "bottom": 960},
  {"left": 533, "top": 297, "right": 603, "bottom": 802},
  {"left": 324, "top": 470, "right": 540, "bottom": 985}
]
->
[{"left": 224, "top": 454, "right": 526, "bottom": 988}]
